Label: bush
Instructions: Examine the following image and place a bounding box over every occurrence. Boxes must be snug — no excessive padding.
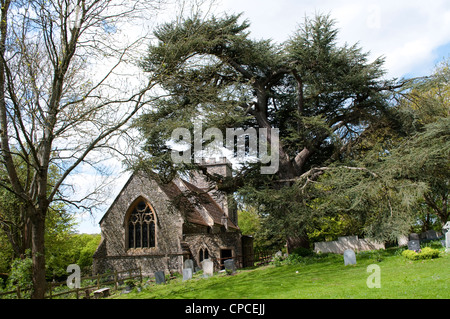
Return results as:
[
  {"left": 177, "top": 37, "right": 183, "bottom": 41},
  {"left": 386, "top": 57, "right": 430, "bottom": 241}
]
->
[
  {"left": 419, "top": 247, "right": 441, "bottom": 259},
  {"left": 402, "top": 249, "right": 420, "bottom": 260},
  {"left": 283, "top": 254, "right": 304, "bottom": 265},
  {"left": 402, "top": 247, "right": 440, "bottom": 261},
  {"left": 291, "top": 247, "right": 314, "bottom": 257}
]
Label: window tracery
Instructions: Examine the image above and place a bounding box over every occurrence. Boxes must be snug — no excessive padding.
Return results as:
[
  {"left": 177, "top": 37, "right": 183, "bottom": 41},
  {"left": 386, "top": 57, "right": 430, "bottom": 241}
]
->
[{"left": 127, "top": 199, "right": 156, "bottom": 249}]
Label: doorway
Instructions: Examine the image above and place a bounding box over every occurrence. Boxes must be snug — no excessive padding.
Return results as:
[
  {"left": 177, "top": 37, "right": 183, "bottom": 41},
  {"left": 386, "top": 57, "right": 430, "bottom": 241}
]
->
[{"left": 220, "top": 249, "right": 233, "bottom": 269}]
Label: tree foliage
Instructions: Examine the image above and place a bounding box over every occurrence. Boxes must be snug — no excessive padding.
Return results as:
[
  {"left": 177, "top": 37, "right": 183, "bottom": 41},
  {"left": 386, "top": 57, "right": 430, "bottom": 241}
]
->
[
  {"left": 0, "top": 0, "right": 164, "bottom": 298},
  {"left": 303, "top": 61, "right": 450, "bottom": 241},
  {"left": 137, "top": 12, "right": 401, "bottom": 249},
  {"left": 138, "top": 13, "right": 395, "bottom": 181}
]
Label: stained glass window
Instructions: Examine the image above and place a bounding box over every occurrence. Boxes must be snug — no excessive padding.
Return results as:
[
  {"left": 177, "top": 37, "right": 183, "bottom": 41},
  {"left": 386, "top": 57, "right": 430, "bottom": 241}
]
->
[{"left": 127, "top": 200, "right": 156, "bottom": 249}]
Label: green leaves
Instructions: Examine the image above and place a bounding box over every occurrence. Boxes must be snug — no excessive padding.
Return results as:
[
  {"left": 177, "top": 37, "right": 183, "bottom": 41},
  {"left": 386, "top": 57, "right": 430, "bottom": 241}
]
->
[{"left": 136, "top": 12, "right": 426, "bottom": 245}]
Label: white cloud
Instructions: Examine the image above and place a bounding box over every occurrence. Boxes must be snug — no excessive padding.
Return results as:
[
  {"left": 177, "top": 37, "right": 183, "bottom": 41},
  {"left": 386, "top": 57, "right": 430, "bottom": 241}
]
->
[
  {"left": 75, "top": 0, "right": 450, "bottom": 233},
  {"left": 215, "top": 0, "right": 450, "bottom": 78}
]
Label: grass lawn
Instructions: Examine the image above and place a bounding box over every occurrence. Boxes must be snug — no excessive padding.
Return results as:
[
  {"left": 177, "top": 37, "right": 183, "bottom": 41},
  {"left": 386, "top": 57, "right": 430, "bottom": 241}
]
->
[{"left": 110, "top": 247, "right": 450, "bottom": 299}]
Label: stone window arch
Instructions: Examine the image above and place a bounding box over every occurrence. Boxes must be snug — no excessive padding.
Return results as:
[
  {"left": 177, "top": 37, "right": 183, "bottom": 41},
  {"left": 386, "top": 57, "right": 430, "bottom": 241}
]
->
[
  {"left": 126, "top": 198, "right": 156, "bottom": 249},
  {"left": 199, "top": 247, "right": 209, "bottom": 263}
]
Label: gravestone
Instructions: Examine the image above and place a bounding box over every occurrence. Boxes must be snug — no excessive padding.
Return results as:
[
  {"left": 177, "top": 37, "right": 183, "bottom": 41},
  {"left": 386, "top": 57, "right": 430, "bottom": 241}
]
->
[
  {"left": 184, "top": 259, "right": 194, "bottom": 271},
  {"left": 423, "top": 230, "right": 438, "bottom": 240},
  {"left": 202, "top": 259, "right": 214, "bottom": 277},
  {"left": 409, "top": 233, "right": 420, "bottom": 241},
  {"left": 154, "top": 271, "right": 166, "bottom": 284},
  {"left": 443, "top": 222, "right": 450, "bottom": 249},
  {"left": 224, "top": 259, "right": 236, "bottom": 273},
  {"left": 343, "top": 249, "right": 356, "bottom": 266},
  {"left": 407, "top": 240, "right": 420, "bottom": 252},
  {"left": 182, "top": 268, "right": 192, "bottom": 281}
]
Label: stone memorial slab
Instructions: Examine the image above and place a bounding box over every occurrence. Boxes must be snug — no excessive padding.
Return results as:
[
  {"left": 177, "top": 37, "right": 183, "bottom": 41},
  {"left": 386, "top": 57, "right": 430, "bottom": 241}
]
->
[
  {"left": 154, "top": 271, "right": 166, "bottom": 284},
  {"left": 423, "top": 230, "right": 438, "bottom": 240},
  {"left": 224, "top": 259, "right": 236, "bottom": 273},
  {"left": 444, "top": 222, "right": 450, "bottom": 249},
  {"left": 409, "top": 233, "right": 420, "bottom": 241},
  {"left": 343, "top": 249, "right": 356, "bottom": 265},
  {"left": 443, "top": 221, "right": 450, "bottom": 232},
  {"left": 184, "top": 259, "right": 194, "bottom": 270},
  {"left": 407, "top": 240, "right": 420, "bottom": 252},
  {"left": 182, "top": 268, "right": 192, "bottom": 281},
  {"left": 202, "top": 258, "right": 214, "bottom": 277}
]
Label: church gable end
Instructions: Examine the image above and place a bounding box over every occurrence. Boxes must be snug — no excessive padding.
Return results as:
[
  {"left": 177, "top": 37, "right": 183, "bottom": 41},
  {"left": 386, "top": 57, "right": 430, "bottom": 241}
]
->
[
  {"left": 93, "top": 167, "right": 248, "bottom": 276},
  {"left": 93, "top": 172, "right": 185, "bottom": 275}
]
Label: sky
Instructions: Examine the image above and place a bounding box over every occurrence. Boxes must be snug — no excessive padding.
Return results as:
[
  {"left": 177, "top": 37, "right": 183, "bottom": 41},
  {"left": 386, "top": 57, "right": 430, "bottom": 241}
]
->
[{"left": 74, "top": 0, "right": 450, "bottom": 234}]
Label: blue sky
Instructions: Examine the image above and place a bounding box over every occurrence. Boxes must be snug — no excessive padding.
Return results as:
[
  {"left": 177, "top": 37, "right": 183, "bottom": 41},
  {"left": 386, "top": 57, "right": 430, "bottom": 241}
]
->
[
  {"left": 215, "top": 0, "right": 450, "bottom": 78},
  {"left": 75, "top": 0, "right": 450, "bottom": 234}
]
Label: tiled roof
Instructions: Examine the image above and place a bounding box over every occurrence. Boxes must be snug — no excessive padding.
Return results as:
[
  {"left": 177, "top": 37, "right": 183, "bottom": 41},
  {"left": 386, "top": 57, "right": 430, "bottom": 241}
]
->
[
  {"left": 180, "top": 179, "right": 238, "bottom": 229},
  {"left": 156, "top": 178, "right": 210, "bottom": 227}
]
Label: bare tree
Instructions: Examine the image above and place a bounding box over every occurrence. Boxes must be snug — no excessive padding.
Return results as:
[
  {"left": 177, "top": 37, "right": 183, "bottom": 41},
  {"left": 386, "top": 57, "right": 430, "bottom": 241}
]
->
[{"left": 0, "top": 0, "right": 165, "bottom": 298}]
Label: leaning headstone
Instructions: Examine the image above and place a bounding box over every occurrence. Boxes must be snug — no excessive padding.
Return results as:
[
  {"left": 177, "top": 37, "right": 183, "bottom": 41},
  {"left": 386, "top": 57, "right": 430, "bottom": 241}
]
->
[
  {"left": 202, "top": 259, "right": 214, "bottom": 277},
  {"left": 184, "top": 259, "right": 194, "bottom": 270},
  {"left": 154, "top": 271, "right": 166, "bottom": 284},
  {"left": 182, "top": 268, "right": 192, "bottom": 281},
  {"left": 343, "top": 249, "right": 356, "bottom": 266},
  {"left": 224, "top": 259, "right": 236, "bottom": 273},
  {"left": 407, "top": 240, "right": 420, "bottom": 252}
]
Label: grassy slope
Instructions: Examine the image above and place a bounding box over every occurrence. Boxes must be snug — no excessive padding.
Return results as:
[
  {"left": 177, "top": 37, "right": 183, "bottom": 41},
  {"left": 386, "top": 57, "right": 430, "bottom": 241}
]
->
[{"left": 112, "top": 248, "right": 450, "bottom": 299}]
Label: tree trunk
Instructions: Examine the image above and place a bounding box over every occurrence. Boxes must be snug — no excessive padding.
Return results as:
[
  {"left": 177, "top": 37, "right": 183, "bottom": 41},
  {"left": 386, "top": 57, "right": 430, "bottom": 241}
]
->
[
  {"left": 30, "top": 210, "right": 47, "bottom": 299},
  {"left": 286, "top": 235, "right": 310, "bottom": 254}
]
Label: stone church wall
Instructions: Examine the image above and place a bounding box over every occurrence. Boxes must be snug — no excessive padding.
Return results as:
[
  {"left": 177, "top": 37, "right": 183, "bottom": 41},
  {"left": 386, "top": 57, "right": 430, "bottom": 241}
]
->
[
  {"left": 93, "top": 173, "right": 185, "bottom": 276},
  {"left": 184, "top": 231, "right": 242, "bottom": 270}
]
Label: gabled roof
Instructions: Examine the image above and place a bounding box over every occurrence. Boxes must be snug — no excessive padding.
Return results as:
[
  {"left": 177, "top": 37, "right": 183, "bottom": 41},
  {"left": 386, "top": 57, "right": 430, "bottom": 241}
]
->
[
  {"left": 156, "top": 176, "right": 210, "bottom": 227},
  {"left": 180, "top": 179, "right": 238, "bottom": 229},
  {"left": 99, "top": 170, "right": 238, "bottom": 230}
]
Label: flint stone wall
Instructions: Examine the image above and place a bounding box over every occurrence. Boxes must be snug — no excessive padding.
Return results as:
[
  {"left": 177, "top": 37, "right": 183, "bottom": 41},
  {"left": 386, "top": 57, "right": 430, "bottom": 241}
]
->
[{"left": 93, "top": 173, "right": 184, "bottom": 276}]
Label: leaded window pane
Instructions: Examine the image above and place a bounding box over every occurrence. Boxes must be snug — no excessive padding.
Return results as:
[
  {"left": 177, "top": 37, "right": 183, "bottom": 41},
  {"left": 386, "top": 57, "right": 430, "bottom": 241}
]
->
[
  {"left": 149, "top": 222, "right": 155, "bottom": 247},
  {"left": 127, "top": 200, "right": 156, "bottom": 249}
]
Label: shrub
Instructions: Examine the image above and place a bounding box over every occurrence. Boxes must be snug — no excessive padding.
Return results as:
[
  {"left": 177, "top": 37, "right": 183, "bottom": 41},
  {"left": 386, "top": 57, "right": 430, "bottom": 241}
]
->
[
  {"left": 291, "top": 247, "right": 314, "bottom": 257},
  {"left": 283, "top": 253, "right": 305, "bottom": 265},
  {"left": 402, "top": 247, "right": 440, "bottom": 261},
  {"left": 419, "top": 247, "right": 440, "bottom": 259},
  {"left": 402, "top": 249, "right": 420, "bottom": 261},
  {"left": 7, "top": 251, "right": 33, "bottom": 289}
]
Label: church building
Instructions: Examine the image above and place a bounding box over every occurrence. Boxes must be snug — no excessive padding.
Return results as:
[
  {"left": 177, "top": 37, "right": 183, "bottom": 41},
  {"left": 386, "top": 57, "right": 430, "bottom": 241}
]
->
[{"left": 92, "top": 158, "right": 253, "bottom": 276}]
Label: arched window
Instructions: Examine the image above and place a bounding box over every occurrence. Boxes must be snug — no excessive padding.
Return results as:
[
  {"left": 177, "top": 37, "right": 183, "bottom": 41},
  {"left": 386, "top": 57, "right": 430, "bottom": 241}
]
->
[
  {"left": 127, "top": 199, "right": 156, "bottom": 249},
  {"left": 199, "top": 247, "right": 209, "bottom": 262}
]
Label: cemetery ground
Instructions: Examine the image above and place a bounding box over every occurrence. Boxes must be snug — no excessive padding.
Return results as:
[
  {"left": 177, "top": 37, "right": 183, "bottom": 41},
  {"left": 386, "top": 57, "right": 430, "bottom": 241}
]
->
[{"left": 111, "top": 243, "right": 449, "bottom": 299}]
